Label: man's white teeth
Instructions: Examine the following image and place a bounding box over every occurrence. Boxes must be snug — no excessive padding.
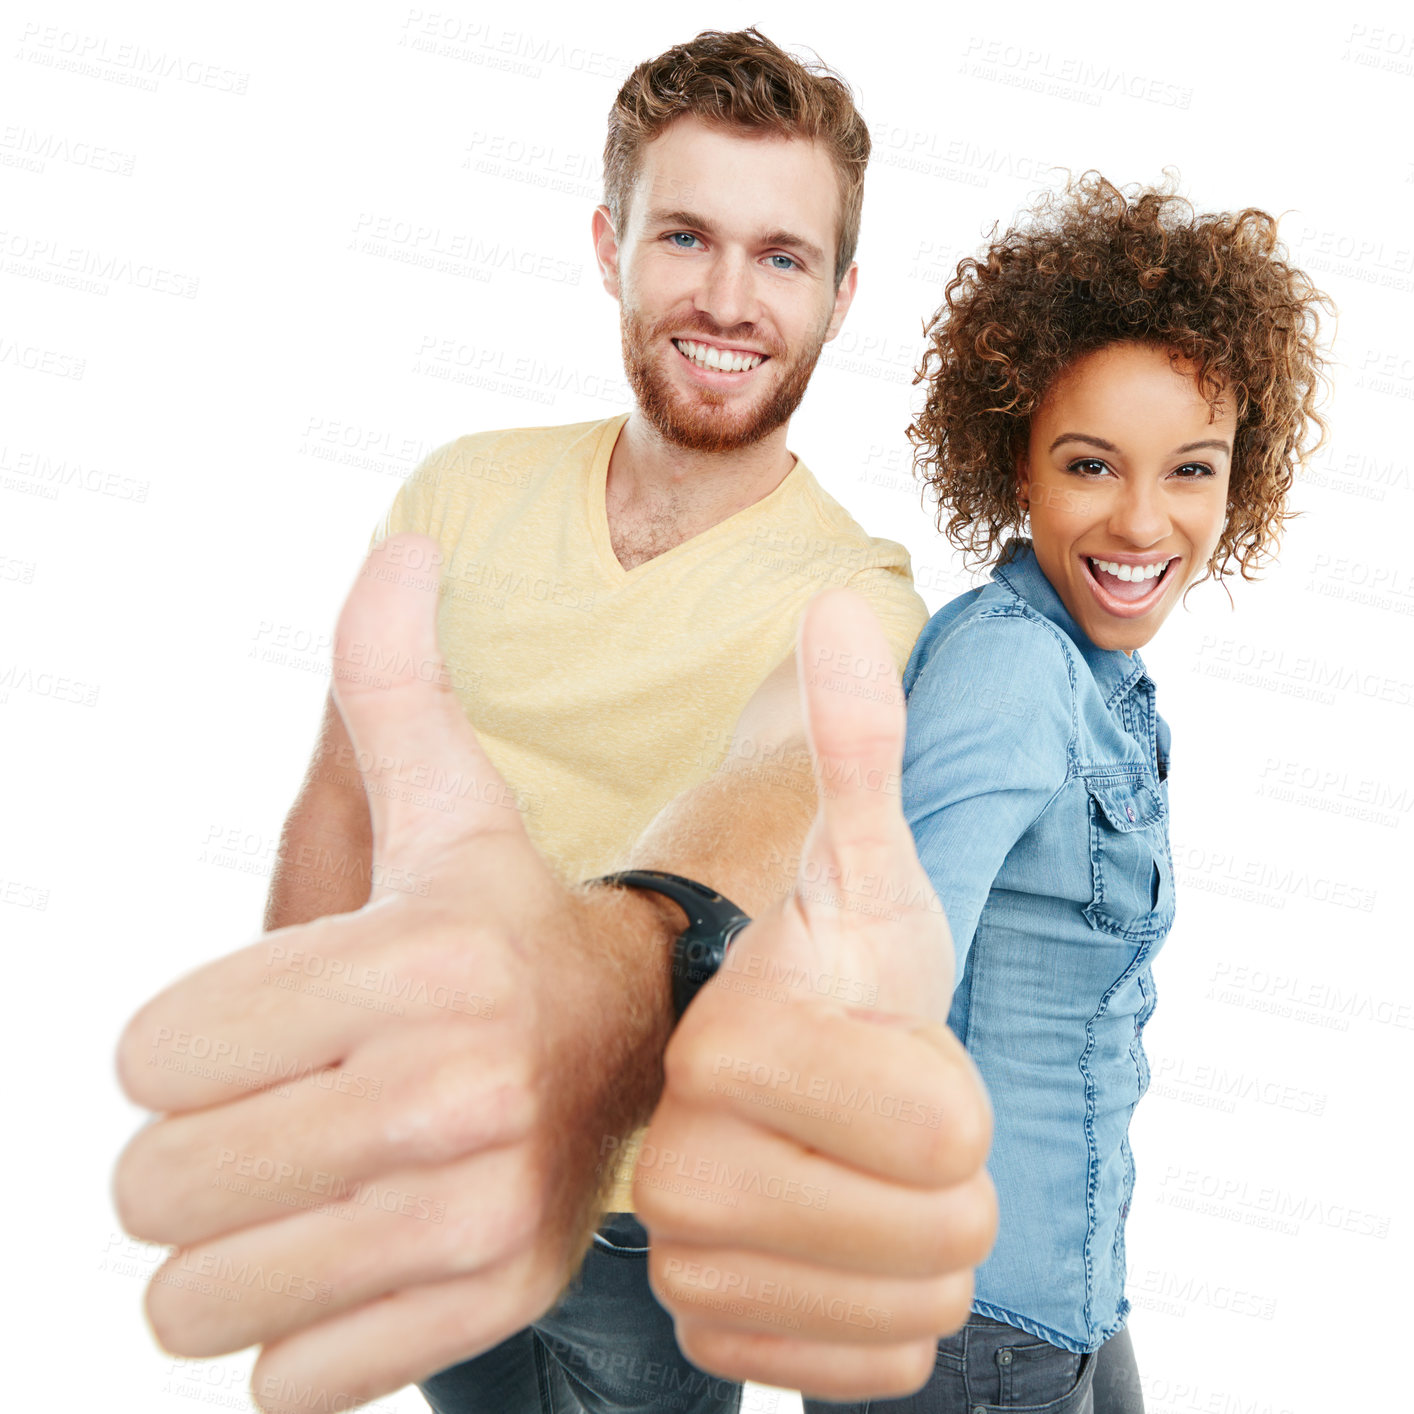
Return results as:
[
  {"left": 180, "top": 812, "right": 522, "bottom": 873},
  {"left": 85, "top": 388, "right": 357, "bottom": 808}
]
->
[
  {"left": 1090, "top": 558, "right": 1168, "bottom": 583},
  {"left": 674, "top": 340, "right": 764, "bottom": 373}
]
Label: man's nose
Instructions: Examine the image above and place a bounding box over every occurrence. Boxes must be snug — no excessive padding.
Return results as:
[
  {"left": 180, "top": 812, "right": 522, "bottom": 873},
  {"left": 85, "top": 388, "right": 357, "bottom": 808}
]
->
[{"left": 695, "top": 251, "right": 759, "bottom": 331}]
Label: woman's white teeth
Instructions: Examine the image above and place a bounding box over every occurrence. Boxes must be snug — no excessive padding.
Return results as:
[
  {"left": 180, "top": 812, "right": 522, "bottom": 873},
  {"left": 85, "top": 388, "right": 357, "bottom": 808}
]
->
[
  {"left": 675, "top": 340, "right": 764, "bottom": 373},
  {"left": 1090, "top": 558, "right": 1168, "bottom": 582}
]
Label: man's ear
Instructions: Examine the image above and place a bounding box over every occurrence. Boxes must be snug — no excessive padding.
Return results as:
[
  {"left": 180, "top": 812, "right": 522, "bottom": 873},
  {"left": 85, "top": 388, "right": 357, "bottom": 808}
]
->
[
  {"left": 822, "top": 262, "right": 859, "bottom": 343},
  {"left": 592, "top": 206, "right": 622, "bottom": 300}
]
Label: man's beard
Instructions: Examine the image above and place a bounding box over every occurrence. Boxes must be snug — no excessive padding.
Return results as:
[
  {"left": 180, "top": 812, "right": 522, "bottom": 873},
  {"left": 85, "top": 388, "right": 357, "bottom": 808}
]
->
[{"left": 620, "top": 306, "right": 829, "bottom": 453}]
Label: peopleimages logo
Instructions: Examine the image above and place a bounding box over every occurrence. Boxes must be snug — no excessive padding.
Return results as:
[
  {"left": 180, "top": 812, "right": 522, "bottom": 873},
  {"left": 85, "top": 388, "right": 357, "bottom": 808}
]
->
[
  {"left": 708, "top": 1055, "right": 944, "bottom": 1128},
  {"left": 664, "top": 1257, "right": 893, "bottom": 1333}
]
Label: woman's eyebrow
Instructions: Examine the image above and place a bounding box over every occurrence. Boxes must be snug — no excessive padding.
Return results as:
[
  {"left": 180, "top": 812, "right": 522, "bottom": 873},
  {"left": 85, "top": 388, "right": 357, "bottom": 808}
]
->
[
  {"left": 1048, "top": 433, "right": 1117, "bottom": 453},
  {"left": 1047, "top": 433, "right": 1233, "bottom": 456}
]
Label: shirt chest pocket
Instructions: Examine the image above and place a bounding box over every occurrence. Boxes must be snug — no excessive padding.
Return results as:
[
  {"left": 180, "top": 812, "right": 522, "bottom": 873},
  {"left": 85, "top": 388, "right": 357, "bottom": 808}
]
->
[{"left": 1083, "top": 776, "right": 1175, "bottom": 941}]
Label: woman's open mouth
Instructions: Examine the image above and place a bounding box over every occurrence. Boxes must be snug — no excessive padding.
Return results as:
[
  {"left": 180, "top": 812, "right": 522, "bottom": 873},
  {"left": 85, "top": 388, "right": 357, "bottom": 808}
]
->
[{"left": 1080, "top": 554, "right": 1180, "bottom": 618}]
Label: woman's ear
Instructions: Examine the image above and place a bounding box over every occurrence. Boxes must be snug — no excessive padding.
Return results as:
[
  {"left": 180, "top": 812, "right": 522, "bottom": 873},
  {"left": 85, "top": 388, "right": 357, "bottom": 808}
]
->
[{"left": 1014, "top": 445, "right": 1031, "bottom": 513}]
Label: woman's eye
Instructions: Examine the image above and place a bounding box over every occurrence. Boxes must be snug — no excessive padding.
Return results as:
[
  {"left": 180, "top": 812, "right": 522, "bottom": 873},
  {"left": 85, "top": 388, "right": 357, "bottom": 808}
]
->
[
  {"left": 1067, "top": 458, "right": 1110, "bottom": 477},
  {"left": 1171, "top": 463, "right": 1215, "bottom": 480}
]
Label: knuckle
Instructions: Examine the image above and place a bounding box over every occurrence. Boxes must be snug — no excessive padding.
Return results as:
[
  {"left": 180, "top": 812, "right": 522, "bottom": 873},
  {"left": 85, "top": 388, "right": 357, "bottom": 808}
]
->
[
  {"left": 661, "top": 1023, "right": 736, "bottom": 1109},
  {"left": 628, "top": 1168, "right": 664, "bottom": 1224},
  {"left": 917, "top": 1170, "right": 997, "bottom": 1274},
  {"left": 400, "top": 1045, "right": 537, "bottom": 1164},
  {"left": 959, "top": 1171, "right": 1000, "bottom": 1264},
  {"left": 919, "top": 1270, "right": 976, "bottom": 1337},
  {"left": 441, "top": 1174, "right": 540, "bottom": 1274},
  {"left": 384, "top": 921, "right": 494, "bottom": 999},
  {"left": 883, "top": 1340, "right": 941, "bottom": 1399},
  {"left": 917, "top": 1073, "right": 993, "bottom": 1187},
  {"left": 912, "top": 1171, "right": 997, "bottom": 1277},
  {"left": 670, "top": 1317, "right": 736, "bottom": 1378},
  {"left": 629, "top": 1166, "right": 696, "bottom": 1236},
  {"left": 911, "top": 1202, "right": 957, "bottom": 1277},
  {"left": 956, "top": 1070, "right": 995, "bottom": 1166},
  {"left": 645, "top": 1244, "right": 697, "bottom": 1313},
  {"left": 940, "top": 1270, "right": 977, "bottom": 1333},
  {"left": 492, "top": 1152, "right": 547, "bottom": 1248},
  {"left": 644, "top": 1249, "right": 675, "bottom": 1310},
  {"left": 659, "top": 1029, "right": 705, "bottom": 1101}
]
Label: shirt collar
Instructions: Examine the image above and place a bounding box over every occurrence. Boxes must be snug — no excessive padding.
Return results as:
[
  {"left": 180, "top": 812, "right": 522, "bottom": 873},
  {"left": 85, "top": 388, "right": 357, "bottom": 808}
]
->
[{"left": 992, "top": 538, "right": 1152, "bottom": 704}]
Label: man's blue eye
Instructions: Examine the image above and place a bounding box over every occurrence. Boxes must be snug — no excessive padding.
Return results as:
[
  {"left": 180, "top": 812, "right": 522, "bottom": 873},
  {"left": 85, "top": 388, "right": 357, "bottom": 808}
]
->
[
  {"left": 668, "top": 232, "right": 699, "bottom": 248},
  {"left": 767, "top": 254, "right": 797, "bottom": 271}
]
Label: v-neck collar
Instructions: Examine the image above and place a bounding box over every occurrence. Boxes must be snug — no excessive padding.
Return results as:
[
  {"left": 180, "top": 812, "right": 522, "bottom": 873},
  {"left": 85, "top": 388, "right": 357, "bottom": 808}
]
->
[{"left": 585, "top": 414, "right": 807, "bottom": 581}]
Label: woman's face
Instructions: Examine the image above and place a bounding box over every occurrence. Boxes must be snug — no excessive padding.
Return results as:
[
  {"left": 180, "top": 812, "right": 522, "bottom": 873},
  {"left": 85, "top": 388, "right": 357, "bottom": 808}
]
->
[{"left": 1018, "top": 341, "right": 1236, "bottom": 655}]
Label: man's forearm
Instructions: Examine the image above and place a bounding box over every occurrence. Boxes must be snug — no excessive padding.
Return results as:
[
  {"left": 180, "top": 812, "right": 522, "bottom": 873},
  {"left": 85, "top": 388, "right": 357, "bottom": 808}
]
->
[
  {"left": 263, "top": 809, "right": 372, "bottom": 930},
  {"left": 555, "top": 745, "right": 817, "bottom": 1256},
  {"left": 264, "top": 690, "right": 375, "bottom": 931},
  {"left": 624, "top": 744, "right": 818, "bottom": 916},
  {"left": 558, "top": 740, "right": 813, "bottom": 1133},
  {"left": 610, "top": 641, "right": 818, "bottom": 919}
]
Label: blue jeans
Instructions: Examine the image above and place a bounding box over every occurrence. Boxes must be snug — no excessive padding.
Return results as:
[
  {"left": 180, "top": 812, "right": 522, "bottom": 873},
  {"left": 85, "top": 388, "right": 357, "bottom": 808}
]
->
[
  {"left": 419, "top": 1219, "right": 1142, "bottom": 1414},
  {"left": 802, "top": 1316, "right": 1143, "bottom": 1414},
  {"left": 419, "top": 1213, "right": 742, "bottom": 1414}
]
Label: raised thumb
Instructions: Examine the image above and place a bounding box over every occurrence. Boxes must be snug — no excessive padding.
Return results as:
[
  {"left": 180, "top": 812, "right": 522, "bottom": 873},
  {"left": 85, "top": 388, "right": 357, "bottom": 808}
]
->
[
  {"left": 331, "top": 535, "right": 524, "bottom": 880},
  {"left": 786, "top": 588, "right": 954, "bottom": 1025}
]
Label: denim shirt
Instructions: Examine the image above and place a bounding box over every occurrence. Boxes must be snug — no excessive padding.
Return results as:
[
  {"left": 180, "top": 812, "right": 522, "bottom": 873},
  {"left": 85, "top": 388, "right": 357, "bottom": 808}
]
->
[{"left": 901, "top": 539, "right": 1175, "bottom": 1354}]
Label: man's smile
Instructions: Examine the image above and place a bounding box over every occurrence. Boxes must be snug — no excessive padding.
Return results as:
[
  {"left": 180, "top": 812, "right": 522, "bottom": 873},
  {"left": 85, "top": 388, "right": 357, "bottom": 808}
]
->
[{"left": 671, "top": 337, "right": 769, "bottom": 374}]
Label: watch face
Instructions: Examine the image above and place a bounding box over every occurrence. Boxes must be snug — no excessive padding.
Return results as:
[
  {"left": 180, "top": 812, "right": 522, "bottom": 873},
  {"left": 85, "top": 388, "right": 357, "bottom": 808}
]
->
[{"left": 673, "top": 931, "right": 719, "bottom": 1021}]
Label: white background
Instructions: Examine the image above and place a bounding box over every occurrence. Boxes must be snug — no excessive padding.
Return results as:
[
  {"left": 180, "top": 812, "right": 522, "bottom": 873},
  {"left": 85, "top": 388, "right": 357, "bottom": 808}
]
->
[{"left": 4, "top": 1, "right": 1412, "bottom": 1411}]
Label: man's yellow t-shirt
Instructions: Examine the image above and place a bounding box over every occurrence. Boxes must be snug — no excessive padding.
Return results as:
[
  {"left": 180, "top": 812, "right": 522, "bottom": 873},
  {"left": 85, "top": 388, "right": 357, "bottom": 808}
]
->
[{"left": 375, "top": 413, "right": 929, "bottom": 1209}]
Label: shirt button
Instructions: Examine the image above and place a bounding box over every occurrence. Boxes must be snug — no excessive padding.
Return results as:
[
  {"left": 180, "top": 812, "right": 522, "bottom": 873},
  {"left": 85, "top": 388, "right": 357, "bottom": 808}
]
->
[
  {"left": 974, "top": 1407, "right": 988, "bottom": 1414},
  {"left": 1126, "top": 805, "right": 1135, "bottom": 821},
  {"left": 999, "top": 1350, "right": 1013, "bottom": 1365}
]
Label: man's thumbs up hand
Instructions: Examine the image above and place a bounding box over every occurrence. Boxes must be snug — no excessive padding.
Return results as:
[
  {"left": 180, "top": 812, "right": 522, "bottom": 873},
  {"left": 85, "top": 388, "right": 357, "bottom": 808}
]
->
[
  {"left": 112, "top": 538, "right": 664, "bottom": 1412},
  {"left": 634, "top": 590, "right": 997, "bottom": 1402}
]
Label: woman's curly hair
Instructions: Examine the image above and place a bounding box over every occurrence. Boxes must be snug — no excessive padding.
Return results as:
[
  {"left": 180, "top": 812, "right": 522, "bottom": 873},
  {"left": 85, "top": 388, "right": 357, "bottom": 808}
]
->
[{"left": 908, "top": 172, "right": 1333, "bottom": 582}]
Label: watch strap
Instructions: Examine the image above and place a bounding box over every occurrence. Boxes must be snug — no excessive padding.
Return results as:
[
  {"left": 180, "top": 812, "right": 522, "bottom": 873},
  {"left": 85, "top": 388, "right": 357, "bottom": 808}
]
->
[{"left": 591, "top": 869, "right": 752, "bottom": 1021}]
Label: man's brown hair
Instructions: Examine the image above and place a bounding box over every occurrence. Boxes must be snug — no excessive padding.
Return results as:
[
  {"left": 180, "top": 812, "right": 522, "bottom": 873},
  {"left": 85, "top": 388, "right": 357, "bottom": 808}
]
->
[{"left": 604, "top": 28, "right": 870, "bottom": 288}]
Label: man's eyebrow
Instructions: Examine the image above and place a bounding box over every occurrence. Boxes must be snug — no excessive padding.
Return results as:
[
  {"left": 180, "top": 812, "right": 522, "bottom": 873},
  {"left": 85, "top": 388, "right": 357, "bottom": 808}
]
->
[
  {"left": 647, "top": 208, "right": 713, "bottom": 232},
  {"left": 760, "top": 228, "right": 826, "bottom": 266},
  {"left": 645, "top": 210, "right": 826, "bottom": 267}
]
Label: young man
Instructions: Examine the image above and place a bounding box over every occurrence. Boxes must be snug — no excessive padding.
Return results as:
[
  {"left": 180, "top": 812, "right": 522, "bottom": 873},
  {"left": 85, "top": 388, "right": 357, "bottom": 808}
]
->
[{"left": 113, "top": 30, "right": 996, "bottom": 1414}]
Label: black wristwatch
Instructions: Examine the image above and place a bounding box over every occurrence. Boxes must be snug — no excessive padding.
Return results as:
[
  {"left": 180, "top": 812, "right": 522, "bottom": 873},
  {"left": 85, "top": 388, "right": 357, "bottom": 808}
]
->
[{"left": 591, "top": 870, "right": 752, "bottom": 1022}]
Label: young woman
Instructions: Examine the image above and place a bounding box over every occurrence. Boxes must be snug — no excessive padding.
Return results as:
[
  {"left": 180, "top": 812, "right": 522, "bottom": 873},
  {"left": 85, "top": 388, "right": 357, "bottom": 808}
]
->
[{"left": 814, "top": 176, "right": 1330, "bottom": 1413}]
